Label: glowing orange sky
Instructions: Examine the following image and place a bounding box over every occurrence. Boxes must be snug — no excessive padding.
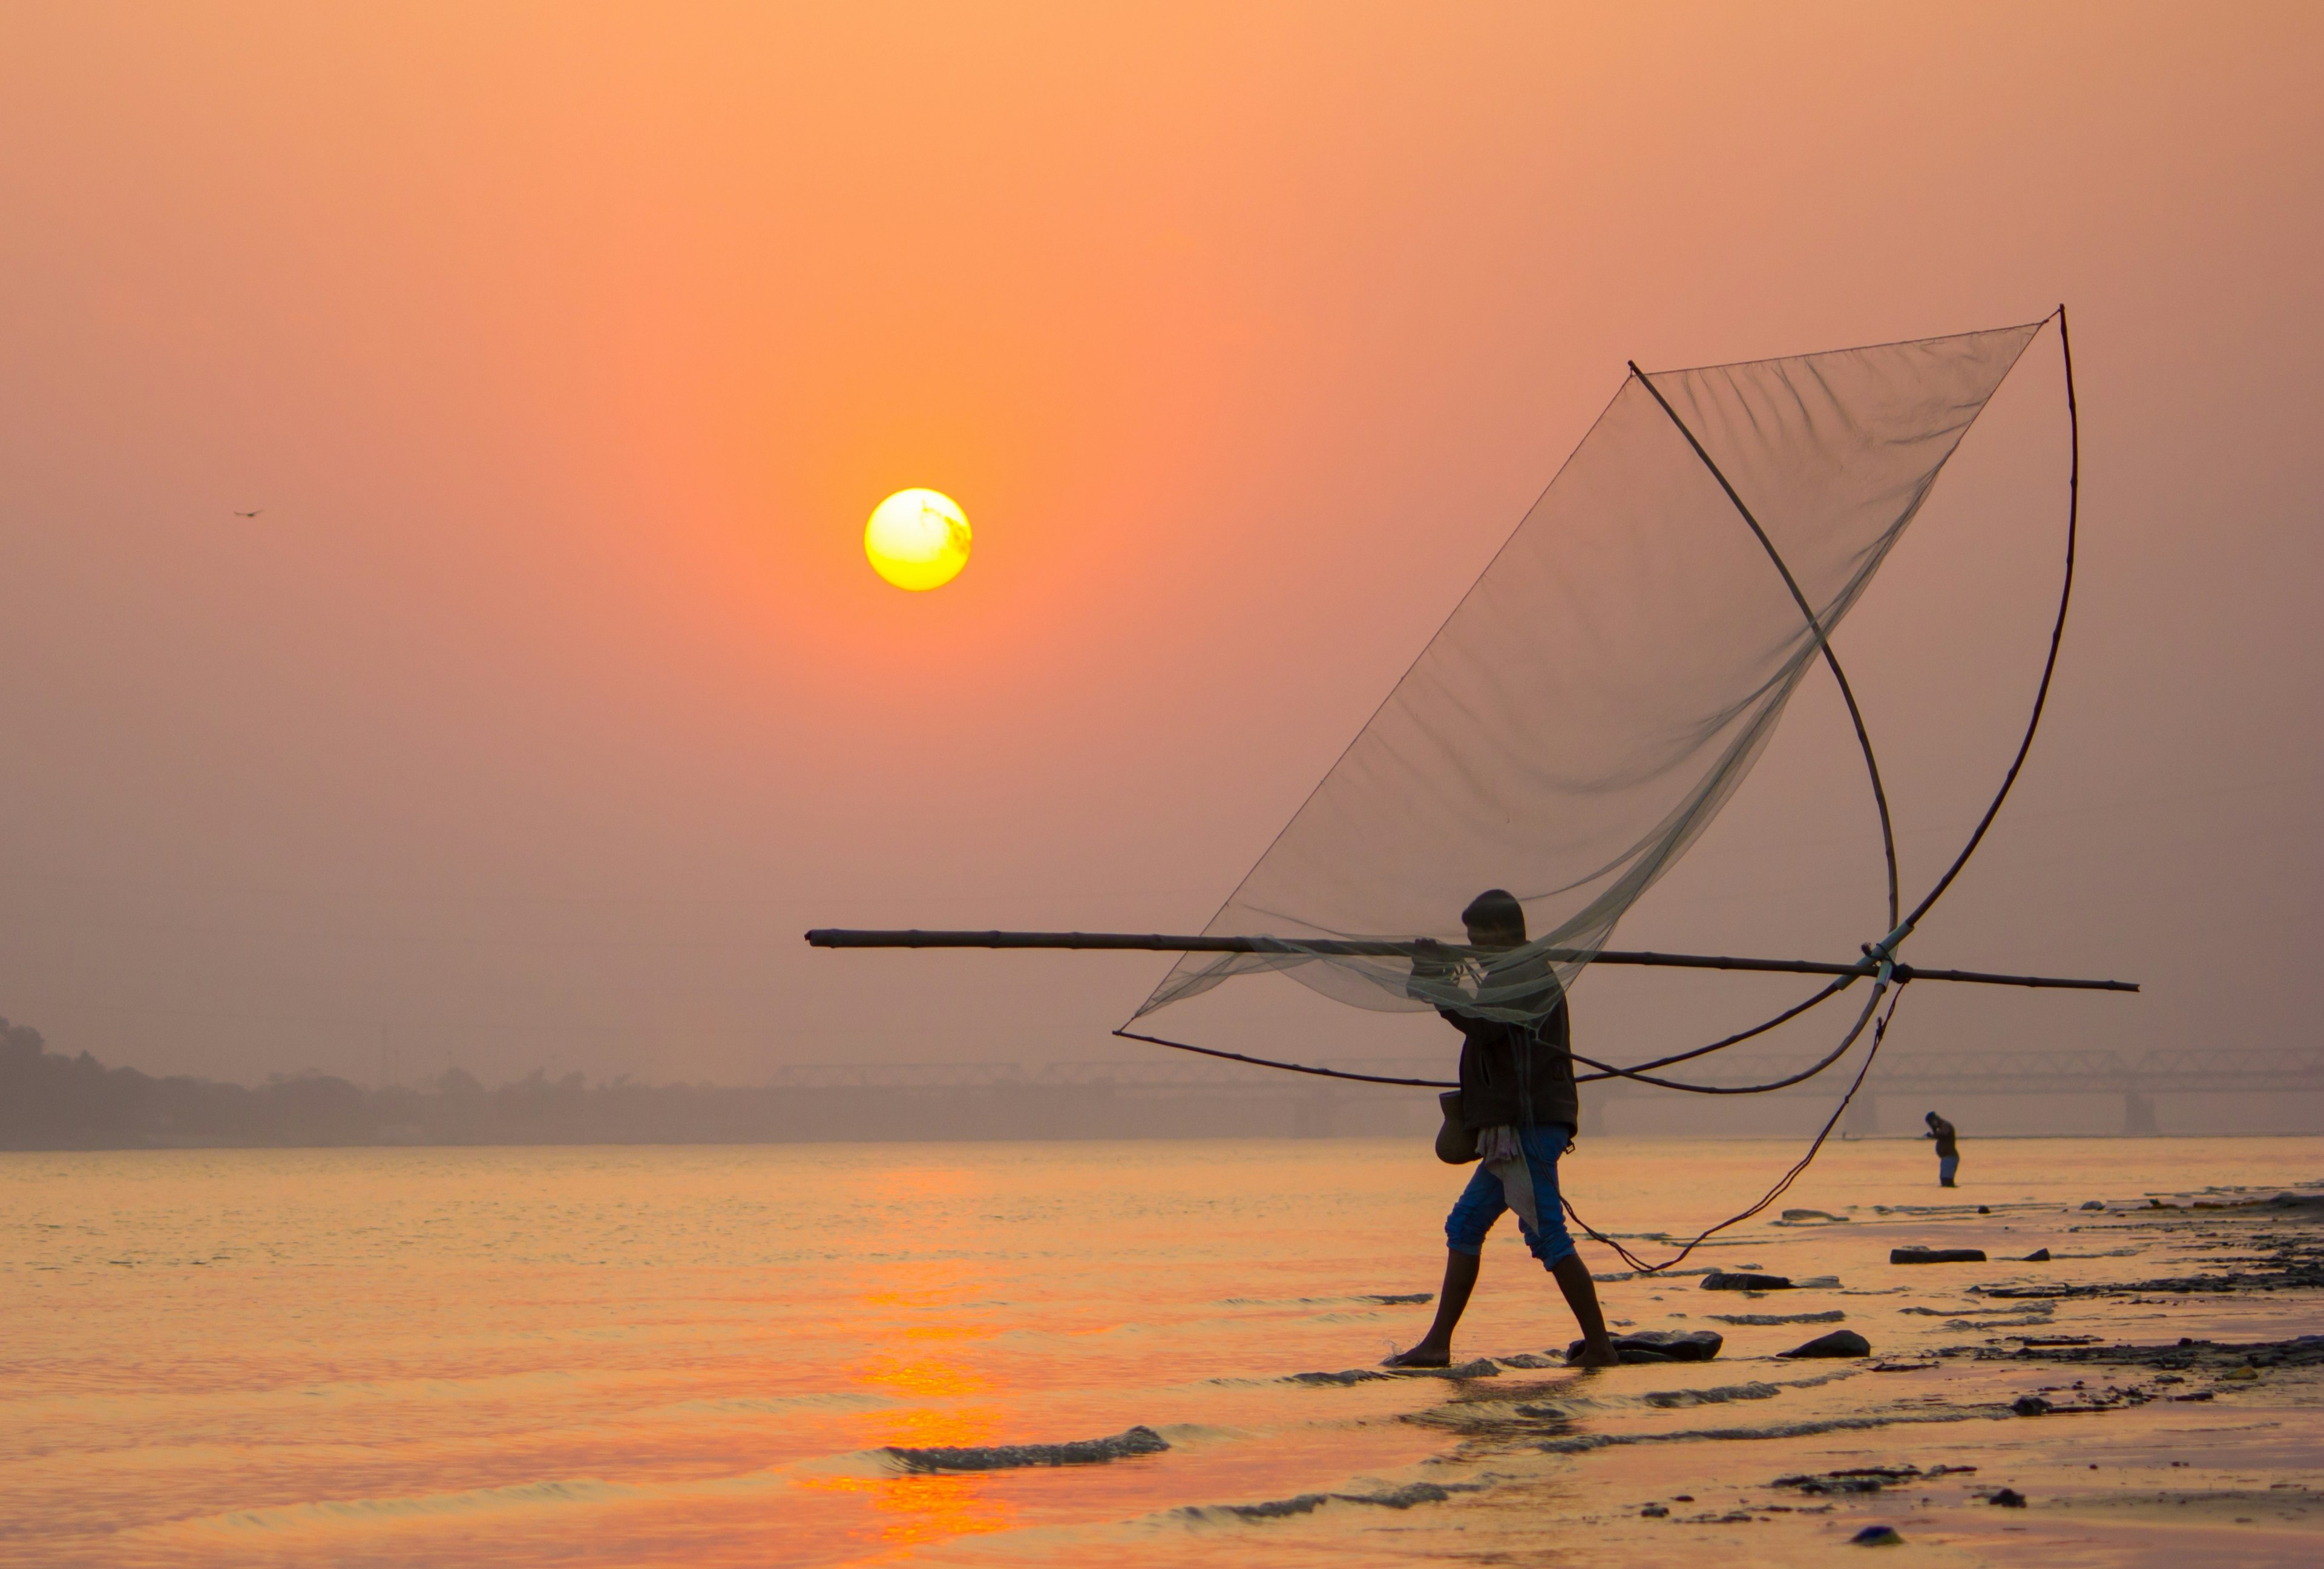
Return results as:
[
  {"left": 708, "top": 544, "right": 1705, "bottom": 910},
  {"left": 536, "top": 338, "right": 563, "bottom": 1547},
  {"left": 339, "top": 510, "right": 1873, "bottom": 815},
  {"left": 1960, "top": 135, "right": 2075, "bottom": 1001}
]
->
[{"left": 0, "top": 3, "right": 2317, "bottom": 1085}]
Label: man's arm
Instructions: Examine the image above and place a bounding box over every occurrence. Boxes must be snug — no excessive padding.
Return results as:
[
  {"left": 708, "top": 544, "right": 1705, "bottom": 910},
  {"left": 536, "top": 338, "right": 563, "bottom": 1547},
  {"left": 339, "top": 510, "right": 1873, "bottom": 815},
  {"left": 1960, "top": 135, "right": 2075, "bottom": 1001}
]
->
[{"left": 1407, "top": 938, "right": 1472, "bottom": 1028}]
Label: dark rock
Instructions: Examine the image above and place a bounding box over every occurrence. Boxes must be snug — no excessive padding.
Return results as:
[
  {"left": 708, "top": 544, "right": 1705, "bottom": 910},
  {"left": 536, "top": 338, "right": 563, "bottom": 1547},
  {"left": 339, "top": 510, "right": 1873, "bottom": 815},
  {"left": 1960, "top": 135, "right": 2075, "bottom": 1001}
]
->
[
  {"left": 1779, "top": 1329, "right": 1871, "bottom": 1358},
  {"left": 1567, "top": 1343, "right": 1671, "bottom": 1365},
  {"left": 1978, "top": 1205, "right": 1991, "bottom": 1213},
  {"left": 2080, "top": 1200, "right": 2106, "bottom": 1210},
  {"left": 1640, "top": 1502, "right": 1669, "bottom": 1518},
  {"left": 2020, "top": 1248, "right": 2052, "bottom": 1262},
  {"left": 1425, "top": 1358, "right": 1498, "bottom": 1378},
  {"left": 1567, "top": 1328, "right": 1724, "bottom": 1364},
  {"left": 1990, "top": 1487, "right": 2027, "bottom": 1507},
  {"left": 1701, "top": 1270, "right": 1794, "bottom": 1291},
  {"left": 2012, "top": 1395, "right": 2051, "bottom": 1415},
  {"left": 1625, "top": 1328, "right": 1724, "bottom": 1361},
  {"left": 1850, "top": 1525, "right": 1904, "bottom": 1545},
  {"left": 1776, "top": 1469, "right": 1899, "bottom": 1496},
  {"left": 1891, "top": 1247, "right": 1989, "bottom": 1264}
]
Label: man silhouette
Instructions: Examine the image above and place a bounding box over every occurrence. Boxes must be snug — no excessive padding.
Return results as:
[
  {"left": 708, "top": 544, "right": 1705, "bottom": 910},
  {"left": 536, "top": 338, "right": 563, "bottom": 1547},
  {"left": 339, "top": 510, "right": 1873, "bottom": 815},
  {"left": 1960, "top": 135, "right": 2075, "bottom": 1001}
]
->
[
  {"left": 1385, "top": 889, "right": 1618, "bottom": 1369},
  {"left": 1925, "top": 1111, "right": 1961, "bottom": 1187}
]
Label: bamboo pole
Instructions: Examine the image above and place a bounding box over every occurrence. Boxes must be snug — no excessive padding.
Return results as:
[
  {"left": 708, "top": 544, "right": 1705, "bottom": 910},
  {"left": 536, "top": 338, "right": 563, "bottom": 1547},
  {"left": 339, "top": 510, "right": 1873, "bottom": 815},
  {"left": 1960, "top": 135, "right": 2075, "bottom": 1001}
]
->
[{"left": 802, "top": 929, "right": 2137, "bottom": 993}]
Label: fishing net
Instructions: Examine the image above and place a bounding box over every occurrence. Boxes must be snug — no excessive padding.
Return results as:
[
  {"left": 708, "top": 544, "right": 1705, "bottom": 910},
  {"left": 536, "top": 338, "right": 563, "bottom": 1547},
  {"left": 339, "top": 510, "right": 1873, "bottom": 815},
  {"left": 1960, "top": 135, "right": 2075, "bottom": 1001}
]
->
[{"left": 1134, "top": 321, "right": 2049, "bottom": 1028}]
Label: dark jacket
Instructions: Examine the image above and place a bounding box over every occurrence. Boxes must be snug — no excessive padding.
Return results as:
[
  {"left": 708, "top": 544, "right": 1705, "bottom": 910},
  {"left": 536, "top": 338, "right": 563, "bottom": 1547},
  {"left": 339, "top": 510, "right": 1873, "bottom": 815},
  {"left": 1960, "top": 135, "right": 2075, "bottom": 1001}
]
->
[{"left": 1436, "top": 958, "right": 1579, "bottom": 1133}]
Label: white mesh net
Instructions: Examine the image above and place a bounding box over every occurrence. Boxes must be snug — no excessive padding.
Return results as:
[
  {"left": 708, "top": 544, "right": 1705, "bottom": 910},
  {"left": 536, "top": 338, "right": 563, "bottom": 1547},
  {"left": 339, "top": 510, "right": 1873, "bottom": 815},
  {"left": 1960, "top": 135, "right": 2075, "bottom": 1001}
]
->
[{"left": 1135, "top": 323, "right": 2047, "bottom": 1028}]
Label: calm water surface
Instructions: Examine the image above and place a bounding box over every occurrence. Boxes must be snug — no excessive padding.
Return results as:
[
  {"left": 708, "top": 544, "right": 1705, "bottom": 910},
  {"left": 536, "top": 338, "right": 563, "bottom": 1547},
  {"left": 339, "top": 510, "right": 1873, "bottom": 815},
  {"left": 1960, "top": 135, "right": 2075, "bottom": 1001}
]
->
[{"left": 5, "top": 1136, "right": 2320, "bottom": 1566}]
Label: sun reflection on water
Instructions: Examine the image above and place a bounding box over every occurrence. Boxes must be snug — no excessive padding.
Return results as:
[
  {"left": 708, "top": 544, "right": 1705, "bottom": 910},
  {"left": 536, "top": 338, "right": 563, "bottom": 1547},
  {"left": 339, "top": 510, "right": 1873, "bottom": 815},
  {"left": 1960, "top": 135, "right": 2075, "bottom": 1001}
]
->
[{"left": 824, "top": 1219, "right": 1023, "bottom": 1553}]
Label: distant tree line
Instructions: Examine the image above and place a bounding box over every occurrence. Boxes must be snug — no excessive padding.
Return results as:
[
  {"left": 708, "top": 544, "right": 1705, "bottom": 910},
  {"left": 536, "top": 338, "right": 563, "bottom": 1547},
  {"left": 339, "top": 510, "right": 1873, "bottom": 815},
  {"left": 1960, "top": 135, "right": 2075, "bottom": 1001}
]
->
[
  {"left": 0, "top": 1014, "right": 1389, "bottom": 1148},
  {"left": 0, "top": 1015, "right": 776, "bottom": 1148}
]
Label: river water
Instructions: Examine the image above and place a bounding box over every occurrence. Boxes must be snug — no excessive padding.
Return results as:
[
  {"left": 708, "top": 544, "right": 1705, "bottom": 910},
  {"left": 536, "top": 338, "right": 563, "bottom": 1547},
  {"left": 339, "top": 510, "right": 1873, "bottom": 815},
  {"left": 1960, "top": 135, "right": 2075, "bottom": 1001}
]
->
[{"left": 5, "top": 1134, "right": 2320, "bottom": 1566}]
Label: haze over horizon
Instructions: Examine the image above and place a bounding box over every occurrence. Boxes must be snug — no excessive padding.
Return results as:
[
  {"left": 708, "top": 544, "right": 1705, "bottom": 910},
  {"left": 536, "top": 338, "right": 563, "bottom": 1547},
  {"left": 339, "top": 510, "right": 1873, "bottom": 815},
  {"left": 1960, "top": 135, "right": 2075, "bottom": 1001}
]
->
[{"left": 2, "top": 4, "right": 2317, "bottom": 1100}]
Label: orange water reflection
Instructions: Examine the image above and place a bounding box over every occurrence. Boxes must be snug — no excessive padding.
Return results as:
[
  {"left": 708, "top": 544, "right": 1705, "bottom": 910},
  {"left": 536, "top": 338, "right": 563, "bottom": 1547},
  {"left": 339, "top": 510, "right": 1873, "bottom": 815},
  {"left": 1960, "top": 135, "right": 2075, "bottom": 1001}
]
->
[{"left": 826, "top": 1205, "right": 1021, "bottom": 1554}]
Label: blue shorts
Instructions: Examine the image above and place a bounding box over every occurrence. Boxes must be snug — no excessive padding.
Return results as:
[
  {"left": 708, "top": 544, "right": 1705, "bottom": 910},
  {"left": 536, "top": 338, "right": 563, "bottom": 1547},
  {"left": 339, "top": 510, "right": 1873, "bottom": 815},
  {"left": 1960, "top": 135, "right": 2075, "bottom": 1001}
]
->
[
  {"left": 1938, "top": 1154, "right": 1960, "bottom": 1186},
  {"left": 1445, "top": 1123, "right": 1577, "bottom": 1269}
]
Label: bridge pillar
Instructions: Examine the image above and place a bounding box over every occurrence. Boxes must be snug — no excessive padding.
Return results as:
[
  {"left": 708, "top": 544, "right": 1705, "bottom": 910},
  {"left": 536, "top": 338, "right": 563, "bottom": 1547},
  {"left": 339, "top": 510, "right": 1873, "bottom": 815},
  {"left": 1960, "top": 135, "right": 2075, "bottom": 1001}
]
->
[
  {"left": 1843, "top": 1094, "right": 1879, "bottom": 1137},
  {"left": 2123, "top": 1091, "right": 2159, "bottom": 1136}
]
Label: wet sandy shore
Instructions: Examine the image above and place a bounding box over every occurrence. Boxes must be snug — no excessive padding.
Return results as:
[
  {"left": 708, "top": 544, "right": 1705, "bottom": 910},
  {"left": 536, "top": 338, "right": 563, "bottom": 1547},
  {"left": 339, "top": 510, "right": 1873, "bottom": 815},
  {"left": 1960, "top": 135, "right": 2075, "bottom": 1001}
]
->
[{"left": 954, "top": 1184, "right": 2324, "bottom": 1567}]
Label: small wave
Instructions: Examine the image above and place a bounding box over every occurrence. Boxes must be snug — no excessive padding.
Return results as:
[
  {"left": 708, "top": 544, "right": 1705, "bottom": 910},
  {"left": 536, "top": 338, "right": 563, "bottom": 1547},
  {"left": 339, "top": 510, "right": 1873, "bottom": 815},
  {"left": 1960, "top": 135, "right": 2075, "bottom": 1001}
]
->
[
  {"left": 1709, "top": 1310, "right": 1845, "bottom": 1325},
  {"left": 1218, "top": 1291, "right": 1434, "bottom": 1307},
  {"left": 1178, "top": 1479, "right": 1484, "bottom": 1524},
  {"left": 1537, "top": 1405, "right": 1998, "bottom": 1453},
  {"left": 1286, "top": 1357, "right": 1500, "bottom": 1385},
  {"left": 1150, "top": 1421, "right": 1250, "bottom": 1447},
  {"left": 1641, "top": 1381, "right": 1783, "bottom": 1409},
  {"left": 884, "top": 1425, "right": 1168, "bottom": 1473}
]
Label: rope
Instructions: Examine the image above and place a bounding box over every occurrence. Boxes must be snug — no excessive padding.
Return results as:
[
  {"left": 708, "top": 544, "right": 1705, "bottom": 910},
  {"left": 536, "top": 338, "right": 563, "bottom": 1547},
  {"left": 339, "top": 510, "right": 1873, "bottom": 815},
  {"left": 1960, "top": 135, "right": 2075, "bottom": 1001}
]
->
[
  {"left": 1569, "top": 976, "right": 1888, "bottom": 1094},
  {"left": 1561, "top": 985, "right": 1905, "bottom": 1274},
  {"left": 1110, "top": 1029, "right": 1453, "bottom": 1088},
  {"left": 1573, "top": 975, "right": 1853, "bottom": 1083}
]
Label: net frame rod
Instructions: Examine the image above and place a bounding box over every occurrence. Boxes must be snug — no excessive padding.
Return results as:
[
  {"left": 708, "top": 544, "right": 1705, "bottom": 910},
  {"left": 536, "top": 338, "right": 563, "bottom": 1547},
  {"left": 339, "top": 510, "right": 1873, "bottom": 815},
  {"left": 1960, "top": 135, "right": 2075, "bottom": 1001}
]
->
[
  {"left": 803, "top": 928, "right": 2135, "bottom": 992},
  {"left": 1626, "top": 359, "right": 1902, "bottom": 932}
]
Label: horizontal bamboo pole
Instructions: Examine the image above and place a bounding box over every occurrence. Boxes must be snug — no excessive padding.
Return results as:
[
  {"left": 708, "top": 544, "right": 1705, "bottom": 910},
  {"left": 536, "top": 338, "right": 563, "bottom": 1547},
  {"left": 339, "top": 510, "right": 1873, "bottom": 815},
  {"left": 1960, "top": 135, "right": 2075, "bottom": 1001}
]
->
[{"left": 803, "top": 929, "right": 2138, "bottom": 993}]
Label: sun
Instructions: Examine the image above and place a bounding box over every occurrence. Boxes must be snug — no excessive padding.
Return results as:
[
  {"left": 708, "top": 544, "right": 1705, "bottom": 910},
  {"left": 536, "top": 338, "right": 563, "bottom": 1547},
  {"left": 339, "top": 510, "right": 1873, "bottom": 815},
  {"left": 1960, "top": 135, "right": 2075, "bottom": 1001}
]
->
[{"left": 864, "top": 488, "right": 971, "bottom": 591}]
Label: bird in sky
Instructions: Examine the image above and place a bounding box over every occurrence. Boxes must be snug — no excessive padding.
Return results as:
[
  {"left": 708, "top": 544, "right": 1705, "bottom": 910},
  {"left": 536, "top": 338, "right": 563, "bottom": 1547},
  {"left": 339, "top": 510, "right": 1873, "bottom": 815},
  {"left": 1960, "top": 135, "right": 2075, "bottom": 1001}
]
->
[{"left": 232, "top": 508, "right": 263, "bottom": 518}]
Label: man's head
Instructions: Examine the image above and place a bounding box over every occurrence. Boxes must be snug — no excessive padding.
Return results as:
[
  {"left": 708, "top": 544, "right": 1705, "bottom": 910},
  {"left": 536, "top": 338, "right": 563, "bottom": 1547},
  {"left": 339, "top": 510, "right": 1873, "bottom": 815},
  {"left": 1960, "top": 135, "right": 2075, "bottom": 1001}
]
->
[
  {"left": 1461, "top": 888, "right": 1527, "bottom": 947},
  {"left": 1925, "top": 1111, "right": 1940, "bottom": 1125}
]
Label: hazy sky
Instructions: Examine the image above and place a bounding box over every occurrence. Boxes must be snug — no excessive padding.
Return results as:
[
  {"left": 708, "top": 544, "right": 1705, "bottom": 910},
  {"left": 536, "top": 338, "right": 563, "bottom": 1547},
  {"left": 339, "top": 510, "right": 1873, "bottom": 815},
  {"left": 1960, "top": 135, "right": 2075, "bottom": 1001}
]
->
[{"left": 2, "top": 3, "right": 2318, "bottom": 1097}]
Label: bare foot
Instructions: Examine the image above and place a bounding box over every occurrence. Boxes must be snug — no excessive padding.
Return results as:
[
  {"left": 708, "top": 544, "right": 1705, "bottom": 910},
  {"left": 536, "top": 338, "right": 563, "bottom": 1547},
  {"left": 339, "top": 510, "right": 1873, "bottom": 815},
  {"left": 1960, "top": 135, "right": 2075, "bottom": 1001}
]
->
[
  {"left": 1382, "top": 1345, "right": 1451, "bottom": 1369},
  {"left": 1567, "top": 1344, "right": 1620, "bottom": 1369}
]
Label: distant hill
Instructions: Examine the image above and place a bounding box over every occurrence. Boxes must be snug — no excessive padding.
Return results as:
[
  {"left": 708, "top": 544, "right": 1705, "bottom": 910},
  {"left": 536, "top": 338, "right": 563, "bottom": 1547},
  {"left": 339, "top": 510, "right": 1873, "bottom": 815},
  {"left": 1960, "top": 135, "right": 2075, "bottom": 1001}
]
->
[{"left": 0, "top": 1015, "right": 1418, "bottom": 1148}]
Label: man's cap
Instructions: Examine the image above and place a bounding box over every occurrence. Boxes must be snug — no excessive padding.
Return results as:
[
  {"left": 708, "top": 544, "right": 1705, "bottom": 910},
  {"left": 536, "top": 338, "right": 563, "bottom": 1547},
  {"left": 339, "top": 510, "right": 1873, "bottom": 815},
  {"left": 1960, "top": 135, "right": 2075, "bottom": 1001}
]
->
[{"left": 1462, "top": 888, "right": 1526, "bottom": 939}]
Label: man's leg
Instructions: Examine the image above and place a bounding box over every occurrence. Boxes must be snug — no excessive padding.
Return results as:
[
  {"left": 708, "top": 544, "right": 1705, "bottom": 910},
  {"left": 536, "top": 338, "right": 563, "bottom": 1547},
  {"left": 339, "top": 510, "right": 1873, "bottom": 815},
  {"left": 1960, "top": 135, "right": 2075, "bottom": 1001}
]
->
[
  {"left": 1386, "top": 1163, "right": 1503, "bottom": 1367},
  {"left": 1384, "top": 1249, "right": 1482, "bottom": 1367},
  {"left": 1500, "top": 1127, "right": 1618, "bottom": 1366},
  {"left": 1552, "top": 1253, "right": 1616, "bottom": 1364},
  {"left": 1939, "top": 1154, "right": 1959, "bottom": 1188}
]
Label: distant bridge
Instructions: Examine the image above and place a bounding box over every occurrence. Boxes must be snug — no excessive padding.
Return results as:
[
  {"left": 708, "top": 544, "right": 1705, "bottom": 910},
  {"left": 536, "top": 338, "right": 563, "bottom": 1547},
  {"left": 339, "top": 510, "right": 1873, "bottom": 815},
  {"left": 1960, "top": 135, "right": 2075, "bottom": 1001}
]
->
[
  {"left": 1621, "top": 1047, "right": 2324, "bottom": 1136},
  {"left": 760, "top": 1047, "right": 2324, "bottom": 1137},
  {"left": 768, "top": 1047, "right": 2324, "bottom": 1094}
]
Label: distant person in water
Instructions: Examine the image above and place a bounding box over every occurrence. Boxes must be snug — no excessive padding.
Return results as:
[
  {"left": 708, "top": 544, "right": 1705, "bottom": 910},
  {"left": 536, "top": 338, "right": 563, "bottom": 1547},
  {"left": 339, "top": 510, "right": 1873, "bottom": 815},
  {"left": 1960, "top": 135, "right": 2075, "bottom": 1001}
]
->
[
  {"left": 1925, "top": 1111, "right": 1961, "bottom": 1187},
  {"left": 1385, "top": 889, "right": 1619, "bottom": 1370}
]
